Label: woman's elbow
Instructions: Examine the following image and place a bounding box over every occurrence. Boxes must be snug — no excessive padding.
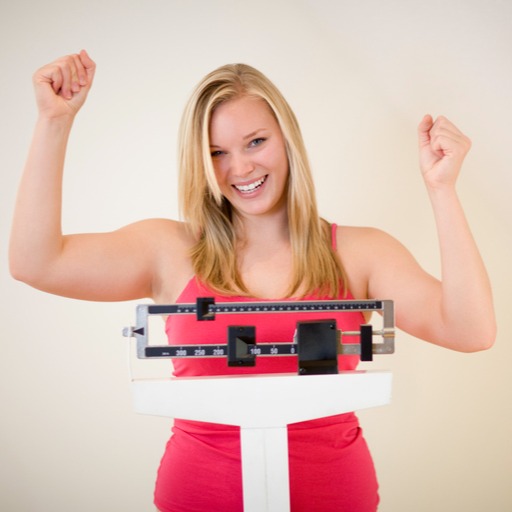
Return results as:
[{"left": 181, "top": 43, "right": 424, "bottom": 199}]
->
[
  {"left": 9, "top": 253, "right": 46, "bottom": 289},
  {"left": 9, "top": 262, "right": 35, "bottom": 286},
  {"left": 9, "top": 256, "right": 28, "bottom": 283},
  {"left": 457, "top": 322, "right": 497, "bottom": 353}
]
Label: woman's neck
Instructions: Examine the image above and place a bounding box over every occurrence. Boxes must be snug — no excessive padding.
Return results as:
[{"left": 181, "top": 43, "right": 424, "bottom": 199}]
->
[
  {"left": 233, "top": 209, "right": 290, "bottom": 249},
  {"left": 233, "top": 210, "right": 295, "bottom": 298}
]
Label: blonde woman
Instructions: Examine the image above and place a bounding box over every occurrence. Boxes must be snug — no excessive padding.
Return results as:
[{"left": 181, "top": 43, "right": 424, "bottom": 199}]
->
[{"left": 9, "top": 50, "right": 496, "bottom": 512}]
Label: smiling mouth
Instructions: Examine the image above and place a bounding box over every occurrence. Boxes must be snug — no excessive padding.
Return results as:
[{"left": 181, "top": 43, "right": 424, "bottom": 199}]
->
[{"left": 233, "top": 175, "right": 267, "bottom": 194}]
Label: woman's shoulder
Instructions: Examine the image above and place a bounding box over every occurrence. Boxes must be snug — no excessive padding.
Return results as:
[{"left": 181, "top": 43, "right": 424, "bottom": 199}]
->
[
  {"left": 335, "top": 224, "right": 407, "bottom": 264},
  {"left": 333, "top": 225, "right": 403, "bottom": 299},
  {"left": 126, "top": 218, "right": 199, "bottom": 268},
  {"left": 335, "top": 224, "right": 393, "bottom": 247},
  {"left": 126, "top": 218, "right": 197, "bottom": 302},
  {"left": 123, "top": 218, "right": 196, "bottom": 245}
]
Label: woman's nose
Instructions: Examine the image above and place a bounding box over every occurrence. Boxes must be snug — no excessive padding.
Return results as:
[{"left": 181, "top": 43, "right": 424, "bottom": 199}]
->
[{"left": 231, "top": 152, "right": 255, "bottom": 177}]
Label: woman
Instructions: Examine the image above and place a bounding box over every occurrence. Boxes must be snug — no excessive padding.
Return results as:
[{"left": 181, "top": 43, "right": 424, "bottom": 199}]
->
[{"left": 9, "top": 50, "right": 496, "bottom": 511}]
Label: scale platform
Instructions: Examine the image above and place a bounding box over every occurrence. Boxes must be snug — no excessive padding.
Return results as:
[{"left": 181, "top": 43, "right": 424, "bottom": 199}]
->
[{"left": 123, "top": 298, "right": 395, "bottom": 512}]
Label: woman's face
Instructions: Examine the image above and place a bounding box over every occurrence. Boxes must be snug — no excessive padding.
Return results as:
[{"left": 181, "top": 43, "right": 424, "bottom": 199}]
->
[{"left": 209, "top": 95, "right": 289, "bottom": 219}]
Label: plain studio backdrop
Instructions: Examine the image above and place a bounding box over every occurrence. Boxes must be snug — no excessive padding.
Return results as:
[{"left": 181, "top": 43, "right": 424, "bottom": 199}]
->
[{"left": 1, "top": 1, "right": 511, "bottom": 511}]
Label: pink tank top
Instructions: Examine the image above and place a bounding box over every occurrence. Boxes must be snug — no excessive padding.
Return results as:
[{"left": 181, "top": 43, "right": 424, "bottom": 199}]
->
[{"left": 154, "top": 224, "right": 380, "bottom": 512}]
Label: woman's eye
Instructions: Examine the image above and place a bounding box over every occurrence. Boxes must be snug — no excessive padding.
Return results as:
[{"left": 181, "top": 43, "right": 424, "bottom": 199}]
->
[
  {"left": 211, "top": 150, "right": 224, "bottom": 158},
  {"left": 249, "top": 137, "right": 266, "bottom": 148}
]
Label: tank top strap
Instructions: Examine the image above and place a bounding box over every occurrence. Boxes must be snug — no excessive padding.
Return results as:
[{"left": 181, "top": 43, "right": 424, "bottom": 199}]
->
[{"left": 331, "top": 223, "right": 338, "bottom": 251}]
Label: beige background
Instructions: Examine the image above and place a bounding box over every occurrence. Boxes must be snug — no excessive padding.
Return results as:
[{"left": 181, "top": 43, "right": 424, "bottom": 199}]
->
[{"left": 1, "top": 0, "right": 511, "bottom": 510}]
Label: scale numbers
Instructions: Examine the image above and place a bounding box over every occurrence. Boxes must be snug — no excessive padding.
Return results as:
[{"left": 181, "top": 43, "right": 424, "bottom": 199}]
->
[{"left": 145, "top": 343, "right": 298, "bottom": 359}]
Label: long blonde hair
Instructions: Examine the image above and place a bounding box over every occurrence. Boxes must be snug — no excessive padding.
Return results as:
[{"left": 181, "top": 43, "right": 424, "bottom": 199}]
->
[{"left": 178, "top": 63, "right": 346, "bottom": 298}]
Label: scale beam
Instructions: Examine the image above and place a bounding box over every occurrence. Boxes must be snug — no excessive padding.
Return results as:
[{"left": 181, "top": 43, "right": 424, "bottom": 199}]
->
[{"left": 123, "top": 298, "right": 395, "bottom": 369}]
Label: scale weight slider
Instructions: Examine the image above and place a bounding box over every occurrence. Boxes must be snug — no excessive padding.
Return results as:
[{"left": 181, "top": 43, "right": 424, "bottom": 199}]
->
[
  {"left": 297, "top": 319, "right": 338, "bottom": 375},
  {"left": 228, "top": 326, "right": 257, "bottom": 367}
]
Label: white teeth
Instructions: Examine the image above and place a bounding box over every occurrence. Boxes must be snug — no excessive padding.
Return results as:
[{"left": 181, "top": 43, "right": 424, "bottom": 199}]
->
[{"left": 234, "top": 176, "right": 267, "bottom": 193}]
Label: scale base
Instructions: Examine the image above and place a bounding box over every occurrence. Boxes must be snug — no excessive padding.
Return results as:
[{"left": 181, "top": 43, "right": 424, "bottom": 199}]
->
[{"left": 132, "top": 371, "right": 392, "bottom": 512}]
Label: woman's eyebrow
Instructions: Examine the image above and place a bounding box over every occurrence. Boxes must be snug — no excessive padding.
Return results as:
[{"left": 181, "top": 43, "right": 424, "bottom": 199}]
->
[
  {"left": 243, "top": 129, "right": 266, "bottom": 140},
  {"left": 209, "top": 129, "right": 267, "bottom": 148}
]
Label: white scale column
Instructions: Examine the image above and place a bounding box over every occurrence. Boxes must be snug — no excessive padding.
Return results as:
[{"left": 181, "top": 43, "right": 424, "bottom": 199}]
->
[{"left": 132, "top": 371, "right": 392, "bottom": 512}]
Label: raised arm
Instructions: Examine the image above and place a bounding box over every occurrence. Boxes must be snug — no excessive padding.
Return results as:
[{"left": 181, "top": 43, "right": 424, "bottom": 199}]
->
[
  {"left": 343, "top": 115, "right": 496, "bottom": 352},
  {"left": 9, "top": 51, "right": 185, "bottom": 302}
]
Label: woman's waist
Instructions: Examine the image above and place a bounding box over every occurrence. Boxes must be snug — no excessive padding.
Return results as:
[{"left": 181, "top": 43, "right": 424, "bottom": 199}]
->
[{"left": 173, "top": 412, "right": 359, "bottom": 435}]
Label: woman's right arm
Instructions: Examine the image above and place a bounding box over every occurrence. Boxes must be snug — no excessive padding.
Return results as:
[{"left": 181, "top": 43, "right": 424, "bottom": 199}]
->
[{"left": 9, "top": 51, "right": 180, "bottom": 302}]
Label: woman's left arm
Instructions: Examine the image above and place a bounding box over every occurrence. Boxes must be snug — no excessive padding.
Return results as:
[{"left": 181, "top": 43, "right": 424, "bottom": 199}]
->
[{"left": 366, "top": 115, "right": 496, "bottom": 352}]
